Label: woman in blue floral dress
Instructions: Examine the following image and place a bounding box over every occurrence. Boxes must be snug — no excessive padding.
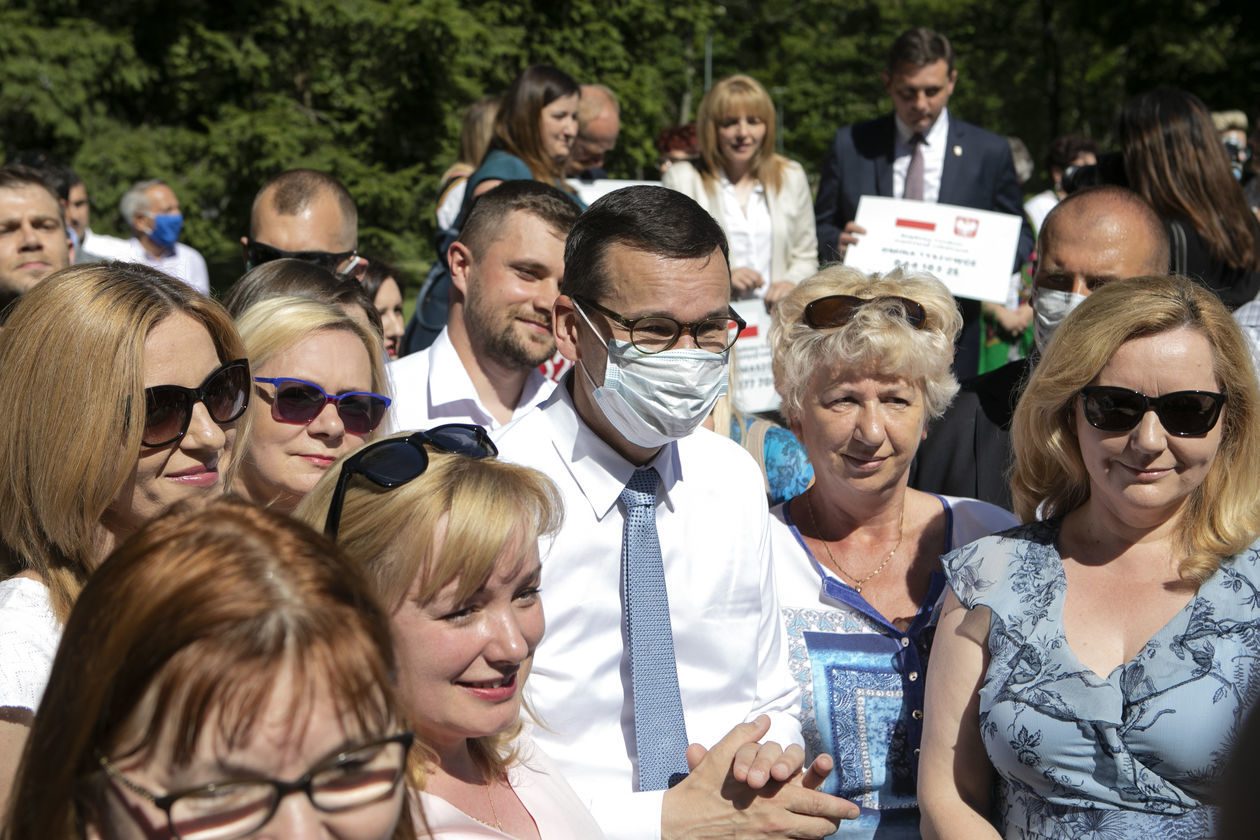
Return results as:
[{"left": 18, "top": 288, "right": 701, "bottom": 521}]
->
[{"left": 919, "top": 274, "right": 1260, "bottom": 839}]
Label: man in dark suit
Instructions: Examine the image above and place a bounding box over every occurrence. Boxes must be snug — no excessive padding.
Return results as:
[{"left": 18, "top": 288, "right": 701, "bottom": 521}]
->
[
  {"left": 813, "top": 27, "right": 1035, "bottom": 378},
  {"left": 907, "top": 186, "right": 1170, "bottom": 510}
]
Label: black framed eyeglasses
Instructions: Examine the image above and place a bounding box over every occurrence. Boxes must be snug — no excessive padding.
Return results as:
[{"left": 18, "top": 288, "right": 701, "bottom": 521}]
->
[
  {"left": 143, "top": 359, "right": 251, "bottom": 448},
  {"left": 1079, "top": 386, "right": 1227, "bottom": 437},
  {"left": 98, "top": 732, "right": 413, "bottom": 840},
  {"left": 573, "top": 295, "right": 745, "bottom": 354},
  {"left": 803, "top": 294, "right": 928, "bottom": 330},
  {"left": 324, "top": 424, "right": 497, "bottom": 539},
  {"left": 244, "top": 240, "right": 357, "bottom": 274},
  {"left": 254, "top": 377, "right": 391, "bottom": 436}
]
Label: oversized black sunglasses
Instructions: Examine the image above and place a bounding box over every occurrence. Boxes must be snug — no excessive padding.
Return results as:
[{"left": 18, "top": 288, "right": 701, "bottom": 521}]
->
[
  {"left": 324, "top": 424, "right": 498, "bottom": 538},
  {"left": 244, "top": 240, "right": 357, "bottom": 273},
  {"left": 254, "top": 377, "right": 391, "bottom": 436},
  {"left": 143, "top": 359, "right": 251, "bottom": 447},
  {"left": 803, "top": 295, "right": 928, "bottom": 330},
  {"left": 1079, "top": 385, "right": 1227, "bottom": 437}
]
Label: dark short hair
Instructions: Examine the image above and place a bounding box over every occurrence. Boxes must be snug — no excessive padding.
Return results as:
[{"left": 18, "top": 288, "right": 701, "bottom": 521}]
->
[
  {"left": 0, "top": 165, "right": 64, "bottom": 221},
  {"left": 887, "top": 27, "right": 955, "bottom": 75},
  {"left": 250, "top": 169, "right": 357, "bottom": 243},
  {"left": 1047, "top": 134, "right": 1098, "bottom": 171},
  {"left": 561, "top": 185, "right": 729, "bottom": 301},
  {"left": 459, "top": 180, "right": 581, "bottom": 261},
  {"left": 360, "top": 256, "right": 408, "bottom": 302}
]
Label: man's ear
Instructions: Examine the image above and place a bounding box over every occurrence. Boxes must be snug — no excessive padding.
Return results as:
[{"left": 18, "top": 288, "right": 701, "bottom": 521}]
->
[
  {"left": 553, "top": 294, "right": 582, "bottom": 363},
  {"left": 448, "top": 241, "right": 474, "bottom": 299}
]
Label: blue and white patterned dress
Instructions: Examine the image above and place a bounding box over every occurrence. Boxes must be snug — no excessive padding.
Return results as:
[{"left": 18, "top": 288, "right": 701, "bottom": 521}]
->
[
  {"left": 943, "top": 519, "right": 1260, "bottom": 839},
  {"left": 771, "top": 494, "right": 1017, "bottom": 839}
]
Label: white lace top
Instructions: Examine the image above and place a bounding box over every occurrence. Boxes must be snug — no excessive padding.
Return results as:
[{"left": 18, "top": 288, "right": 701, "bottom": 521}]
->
[{"left": 0, "top": 577, "right": 62, "bottom": 712}]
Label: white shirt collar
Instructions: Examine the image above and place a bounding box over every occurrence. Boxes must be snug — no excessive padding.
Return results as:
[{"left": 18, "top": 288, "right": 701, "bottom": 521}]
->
[{"left": 894, "top": 107, "right": 950, "bottom": 146}]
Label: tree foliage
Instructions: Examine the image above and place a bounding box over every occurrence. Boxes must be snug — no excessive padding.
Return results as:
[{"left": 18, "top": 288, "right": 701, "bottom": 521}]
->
[{"left": 1, "top": 0, "right": 1255, "bottom": 291}]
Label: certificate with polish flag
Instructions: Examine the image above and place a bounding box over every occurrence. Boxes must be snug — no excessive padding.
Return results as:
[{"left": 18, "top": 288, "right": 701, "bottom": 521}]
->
[{"left": 842, "top": 196, "right": 1022, "bottom": 304}]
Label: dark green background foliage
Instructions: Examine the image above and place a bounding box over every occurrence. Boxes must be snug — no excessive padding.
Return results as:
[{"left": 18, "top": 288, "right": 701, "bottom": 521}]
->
[{"left": 3, "top": 0, "right": 1256, "bottom": 291}]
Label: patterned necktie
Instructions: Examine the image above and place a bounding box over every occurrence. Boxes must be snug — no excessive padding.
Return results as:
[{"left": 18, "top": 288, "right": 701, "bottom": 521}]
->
[
  {"left": 904, "top": 132, "right": 926, "bottom": 200},
  {"left": 621, "top": 467, "right": 690, "bottom": 790}
]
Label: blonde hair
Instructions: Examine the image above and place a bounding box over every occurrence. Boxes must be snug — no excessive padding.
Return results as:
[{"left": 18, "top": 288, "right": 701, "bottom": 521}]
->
[
  {"left": 696, "top": 74, "right": 786, "bottom": 193},
  {"left": 1010, "top": 274, "right": 1260, "bottom": 582},
  {"left": 0, "top": 263, "right": 245, "bottom": 622},
  {"left": 770, "top": 265, "right": 962, "bottom": 426},
  {"left": 233, "top": 295, "right": 390, "bottom": 494},
  {"left": 292, "top": 442, "right": 563, "bottom": 781}
]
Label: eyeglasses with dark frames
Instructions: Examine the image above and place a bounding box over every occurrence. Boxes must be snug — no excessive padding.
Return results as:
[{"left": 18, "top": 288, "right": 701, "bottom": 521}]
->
[
  {"left": 802, "top": 295, "right": 928, "bottom": 330},
  {"left": 573, "top": 295, "right": 745, "bottom": 355},
  {"left": 254, "top": 377, "right": 391, "bottom": 436},
  {"left": 98, "top": 732, "right": 413, "bottom": 840},
  {"left": 244, "top": 240, "right": 357, "bottom": 274},
  {"left": 142, "top": 359, "right": 251, "bottom": 448},
  {"left": 324, "top": 424, "right": 498, "bottom": 539},
  {"left": 1078, "top": 386, "right": 1227, "bottom": 437}
]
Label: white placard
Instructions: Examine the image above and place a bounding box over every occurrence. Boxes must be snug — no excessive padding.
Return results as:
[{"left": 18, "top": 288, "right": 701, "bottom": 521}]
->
[
  {"left": 843, "top": 196, "right": 1022, "bottom": 304},
  {"left": 729, "top": 300, "right": 780, "bottom": 414}
]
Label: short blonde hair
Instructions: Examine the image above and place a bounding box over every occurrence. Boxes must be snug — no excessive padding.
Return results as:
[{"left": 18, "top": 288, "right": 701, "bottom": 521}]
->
[
  {"left": 1010, "top": 274, "right": 1260, "bottom": 582},
  {"left": 696, "top": 74, "right": 786, "bottom": 193},
  {"left": 233, "top": 295, "right": 390, "bottom": 486},
  {"left": 770, "top": 265, "right": 962, "bottom": 426},
  {"left": 0, "top": 262, "right": 245, "bottom": 622},
  {"left": 292, "top": 442, "right": 563, "bottom": 780}
]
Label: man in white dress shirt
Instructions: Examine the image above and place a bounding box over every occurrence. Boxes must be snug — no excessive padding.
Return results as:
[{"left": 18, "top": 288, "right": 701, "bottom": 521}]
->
[
  {"left": 389, "top": 180, "right": 578, "bottom": 432},
  {"left": 494, "top": 186, "right": 856, "bottom": 840},
  {"left": 241, "top": 168, "right": 368, "bottom": 281},
  {"left": 86, "top": 179, "right": 209, "bottom": 295}
]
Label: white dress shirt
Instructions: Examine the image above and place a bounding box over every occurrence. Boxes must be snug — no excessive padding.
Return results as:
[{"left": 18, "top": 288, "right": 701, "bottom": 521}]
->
[
  {"left": 719, "top": 174, "right": 774, "bottom": 295},
  {"left": 84, "top": 235, "right": 210, "bottom": 295},
  {"left": 893, "top": 109, "right": 950, "bottom": 203},
  {"left": 386, "top": 327, "right": 555, "bottom": 433},
  {"left": 492, "top": 381, "right": 802, "bottom": 840}
]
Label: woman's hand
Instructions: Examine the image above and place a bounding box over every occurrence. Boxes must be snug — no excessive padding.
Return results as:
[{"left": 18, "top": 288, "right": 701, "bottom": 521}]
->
[{"left": 731, "top": 267, "right": 766, "bottom": 298}]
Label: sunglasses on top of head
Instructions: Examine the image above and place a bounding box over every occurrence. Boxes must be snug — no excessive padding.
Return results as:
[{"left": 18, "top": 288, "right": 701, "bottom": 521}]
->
[
  {"left": 1078, "top": 385, "right": 1227, "bottom": 437},
  {"left": 253, "top": 378, "right": 391, "bottom": 436},
  {"left": 803, "top": 294, "right": 928, "bottom": 330},
  {"left": 143, "top": 359, "right": 251, "bottom": 448},
  {"left": 323, "top": 424, "right": 498, "bottom": 539}
]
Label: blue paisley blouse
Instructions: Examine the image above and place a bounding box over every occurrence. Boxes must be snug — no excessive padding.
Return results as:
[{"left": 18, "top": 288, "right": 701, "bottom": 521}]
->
[{"left": 943, "top": 519, "right": 1260, "bottom": 839}]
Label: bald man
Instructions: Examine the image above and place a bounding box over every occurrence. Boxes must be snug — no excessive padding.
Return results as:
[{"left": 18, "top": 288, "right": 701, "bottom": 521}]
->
[
  {"left": 908, "top": 185, "right": 1171, "bottom": 509},
  {"left": 566, "top": 84, "right": 621, "bottom": 179},
  {"left": 242, "top": 169, "right": 366, "bottom": 279}
]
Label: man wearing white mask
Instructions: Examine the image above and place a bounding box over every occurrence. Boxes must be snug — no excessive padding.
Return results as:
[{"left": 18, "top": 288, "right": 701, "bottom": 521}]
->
[
  {"left": 494, "top": 186, "right": 857, "bottom": 840},
  {"left": 88, "top": 179, "right": 209, "bottom": 294},
  {"left": 908, "top": 184, "right": 1169, "bottom": 510}
]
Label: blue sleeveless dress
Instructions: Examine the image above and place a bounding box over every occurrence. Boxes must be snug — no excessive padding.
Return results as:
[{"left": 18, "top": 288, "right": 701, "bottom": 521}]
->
[{"left": 943, "top": 519, "right": 1260, "bottom": 839}]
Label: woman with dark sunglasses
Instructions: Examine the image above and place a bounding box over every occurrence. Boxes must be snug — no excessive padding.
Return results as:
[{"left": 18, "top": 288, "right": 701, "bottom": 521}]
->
[
  {"left": 232, "top": 295, "right": 390, "bottom": 514},
  {"left": 0, "top": 262, "right": 248, "bottom": 815},
  {"left": 5, "top": 497, "right": 416, "bottom": 840},
  {"left": 765, "top": 265, "right": 1016, "bottom": 838},
  {"left": 293, "top": 430, "right": 604, "bottom": 839},
  {"left": 920, "top": 275, "right": 1260, "bottom": 838}
]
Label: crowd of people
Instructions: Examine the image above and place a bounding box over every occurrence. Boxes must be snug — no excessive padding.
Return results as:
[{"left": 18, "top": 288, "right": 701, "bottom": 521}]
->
[{"left": 3, "top": 22, "right": 1260, "bottom": 840}]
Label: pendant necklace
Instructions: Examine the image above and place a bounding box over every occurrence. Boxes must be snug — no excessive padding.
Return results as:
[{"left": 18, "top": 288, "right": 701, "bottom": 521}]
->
[{"left": 804, "top": 489, "right": 904, "bottom": 593}]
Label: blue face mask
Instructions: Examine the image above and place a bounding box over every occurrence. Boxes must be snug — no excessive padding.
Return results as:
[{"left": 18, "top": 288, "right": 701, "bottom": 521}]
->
[{"left": 148, "top": 212, "right": 183, "bottom": 249}]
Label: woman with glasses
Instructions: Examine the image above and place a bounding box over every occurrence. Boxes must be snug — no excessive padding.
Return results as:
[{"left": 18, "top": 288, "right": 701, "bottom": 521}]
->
[
  {"left": 662, "top": 74, "right": 817, "bottom": 306},
  {"left": 294, "top": 427, "right": 604, "bottom": 839},
  {"left": 919, "top": 275, "right": 1260, "bottom": 838},
  {"left": 232, "top": 295, "right": 390, "bottom": 514},
  {"left": 5, "top": 497, "right": 415, "bottom": 840},
  {"left": 766, "top": 266, "right": 1016, "bottom": 838},
  {"left": 0, "top": 262, "right": 248, "bottom": 815}
]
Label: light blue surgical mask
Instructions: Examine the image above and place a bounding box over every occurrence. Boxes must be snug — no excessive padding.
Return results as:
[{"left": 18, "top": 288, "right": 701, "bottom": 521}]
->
[{"left": 574, "top": 303, "right": 729, "bottom": 449}]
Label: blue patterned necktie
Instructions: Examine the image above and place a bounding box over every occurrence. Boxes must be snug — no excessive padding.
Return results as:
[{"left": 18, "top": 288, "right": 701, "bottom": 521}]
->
[{"left": 621, "top": 466, "right": 690, "bottom": 790}]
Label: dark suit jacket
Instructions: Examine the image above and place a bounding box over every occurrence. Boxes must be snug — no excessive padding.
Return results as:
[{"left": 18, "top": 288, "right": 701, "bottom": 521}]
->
[
  {"left": 907, "top": 357, "right": 1031, "bottom": 512},
  {"left": 813, "top": 113, "right": 1036, "bottom": 377}
]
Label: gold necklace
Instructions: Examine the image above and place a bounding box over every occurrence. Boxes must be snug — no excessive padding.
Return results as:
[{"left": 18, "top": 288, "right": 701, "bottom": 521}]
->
[
  {"left": 804, "top": 489, "right": 904, "bottom": 593},
  {"left": 485, "top": 778, "right": 503, "bottom": 831}
]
